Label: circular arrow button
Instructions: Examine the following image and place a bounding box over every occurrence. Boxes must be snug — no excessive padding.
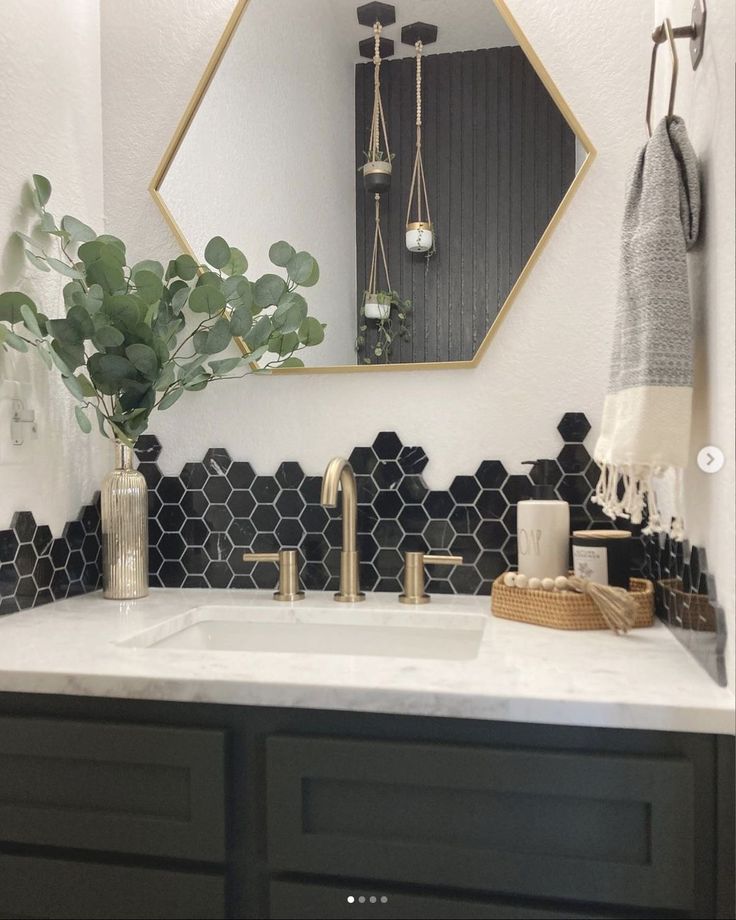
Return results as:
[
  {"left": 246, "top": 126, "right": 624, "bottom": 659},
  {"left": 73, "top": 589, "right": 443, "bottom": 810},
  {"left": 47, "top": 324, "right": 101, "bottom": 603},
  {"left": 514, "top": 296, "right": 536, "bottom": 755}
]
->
[{"left": 697, "top": 446, "right": 725, "bottom": 474}]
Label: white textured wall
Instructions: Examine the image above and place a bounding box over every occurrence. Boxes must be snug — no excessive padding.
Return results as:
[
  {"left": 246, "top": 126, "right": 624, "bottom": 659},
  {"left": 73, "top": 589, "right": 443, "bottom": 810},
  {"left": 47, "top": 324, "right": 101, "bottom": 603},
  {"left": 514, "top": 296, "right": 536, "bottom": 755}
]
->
[
  {"left": 653, "top": 0, "right": 736, "bottom": 684},
  {"left": 99, "top": 0, "right": 733, "bottom": 671},
  {"left": 159, "top": 0, "right": 358, "bottom": 367},
  {"left": 0, "top": 0, "right": 111, "bottom": 535},
  {"left": 101, "top": 0, "right": 651, "bottom": 476}
]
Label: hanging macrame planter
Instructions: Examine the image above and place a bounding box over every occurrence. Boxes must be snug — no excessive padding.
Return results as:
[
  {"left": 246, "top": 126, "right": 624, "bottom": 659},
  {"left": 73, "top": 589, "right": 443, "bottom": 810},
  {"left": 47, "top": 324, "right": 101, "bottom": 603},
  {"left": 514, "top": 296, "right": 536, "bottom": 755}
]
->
[
  {"left": 362, "top": 21, "right": 393, "bottom": 194},
  {"left": 364, "top": 193, "right": 392, "bottom": 319},
  {"left": 402, "top": 23, "right": 437, "bottom": 253}
]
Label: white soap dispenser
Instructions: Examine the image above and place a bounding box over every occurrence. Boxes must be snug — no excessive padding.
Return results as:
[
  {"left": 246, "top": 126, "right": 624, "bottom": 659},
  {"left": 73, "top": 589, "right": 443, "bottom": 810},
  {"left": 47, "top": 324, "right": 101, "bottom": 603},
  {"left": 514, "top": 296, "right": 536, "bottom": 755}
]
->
[{"left": 517, "top": 460, "right": 570, "bottom": 580}]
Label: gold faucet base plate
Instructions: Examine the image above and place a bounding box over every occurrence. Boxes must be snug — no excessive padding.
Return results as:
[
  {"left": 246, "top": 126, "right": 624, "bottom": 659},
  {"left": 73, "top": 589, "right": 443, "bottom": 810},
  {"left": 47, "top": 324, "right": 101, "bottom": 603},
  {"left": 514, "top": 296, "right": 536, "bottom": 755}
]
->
[
  {"left": 399, "top": 594, "right": 431, "bottom": 605},
  {"left": 273, "top": 591, "right": 305, "bottom": 602},
  {"left": 333, "top": 592, "right": 366, "bottom": 603}
]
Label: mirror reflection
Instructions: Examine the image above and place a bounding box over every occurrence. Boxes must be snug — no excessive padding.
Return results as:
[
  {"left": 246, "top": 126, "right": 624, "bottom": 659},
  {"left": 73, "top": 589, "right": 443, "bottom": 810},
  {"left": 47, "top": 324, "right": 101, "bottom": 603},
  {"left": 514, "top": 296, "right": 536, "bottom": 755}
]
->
[{"left": 157, "top": 0, "right": 586, "bottom": 369}]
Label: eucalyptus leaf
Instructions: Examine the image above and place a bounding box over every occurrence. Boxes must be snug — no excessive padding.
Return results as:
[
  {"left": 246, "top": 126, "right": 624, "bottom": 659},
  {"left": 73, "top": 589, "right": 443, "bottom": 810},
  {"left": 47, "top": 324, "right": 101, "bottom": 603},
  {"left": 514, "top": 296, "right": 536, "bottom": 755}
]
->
[
  {"left": 36, "top": 343, "right": 52, "bottom": 369},
  {"left": 254, "top": 274, "right": 287, "bottom": 309},
  {"left": 96, "top": 235, "right": 126, "bottom": 257},
  {"left": 201, "top": 317, "right": 231, "bottom": 355},
  {"left": 52, "top": 339, "right": 85, "bottom": 372},
  {"left": 131, "top": 260, "right": 164, "bottom": 280},
  {"left": 32, "top": 174, "right": 51, "bottom": 208},
  {"left": 173, "top": 253, "right": 198, "bottom": 281},
  {"left": 0, "top": 291, "right": 38, "bottom": 325},
  {"left": 61, "top": 215, "right": 96, "bottom": 243},
  {"left": 92, "top": 325, "right": 125, "bottom": 350},
  {"left": 269, "top": 241, "right": 295, "bottom": 268},
  {"left": 62, "top": 373, "right": 84, "bottom": 401},
  {"left": 95, "top": 407, "right": 109, "bottom": 439},
  {"left": 47, "top": 318, "right": 83, "bottom": 346},
  {"left": 74, "top": 405, "right": 92, "bottom": 433},
  {"left": 78, "top": 375, "right": 97, "bottom": 398},
  {"left": 125, "top": 343, "right": 159, "bottom": 380},
  {"left": 110, "top": 422, "right": 135, "bottom": 448},
  {"left": 67, "top": 304, "right": 94, "bottom": 339},
  {"left": 155, "top": 363, "right": 176, "bottom": 392},
  {"left": 183, "top": 375, "right": 209, "bottom": 391},
  {"left": 3, "top": 330, "right": 28, "bottom": 352},
  {"left": 268, "top": 331, "right": 299, "bottom": 356},
  {"left": 272, "top": 291, "right": 307, "bottom": 333},
  {"left": 204, "top": 236, "right": 231, "bottom": 270},
  {"left": 298, "top": 316, "right": 325, "bottom": 346},
  {"left": 63, "top": 281, "right": 84, "bottom": 308},
  {"left": 15, "top": 231, "right": 37, "bottom": 247},
  {"left": 223, "top": 247, "right": 248, "bottom": 276},
  {"left": 133, "top": 269, "right": 163, "bottom": 306},
  {"left": 278, "top": 356, "right": 305, "bottom": 368},
  {"left": 223, "top": 275, "right": 253, "bottom": 311},
  {"left": 86, "top": 258, "right": 125, "bottom": 294},
  {"left": 39, "top": 211, "right": 62, "bottom": 235},
  {"left": 228, "top": 303, "right": 253, "bottom": 337},
  {"left": 286, "top": 251, "right": 317, "bottom": 286},
  {"left": 169, "top": 284, "right": 190, "bottom": 315},
  {"left": 158, "top": 387, "right": 183, "bottom": 410},
  {"left": 46, "top": 257, "right": 84, "bottom": 280},
  {"left": 209, "top": 356, "right": 244, "bottom": 375},
  {"left": 245, "top": 315, "right": 272, "bottom": 350},
  {"left": 20, "top": 304, "right": 42, "bottom": 338},
  {"left": 25, "top": 250, "right": 50, "bottom": 272},
  {"left": 197, "top": 270, "right": 221, "bottom": 287},
  {"left": 189, "top": 285, "right": 225, "bottom": 315},
  {"left": 73, "top": 283, "right": 104, "bottom": 315},
  {"left": 48, "top": 343, "right": 73, "bottom": 377},
  {"left": 88, "top": 352, "right": 137, "bottom": 394}
]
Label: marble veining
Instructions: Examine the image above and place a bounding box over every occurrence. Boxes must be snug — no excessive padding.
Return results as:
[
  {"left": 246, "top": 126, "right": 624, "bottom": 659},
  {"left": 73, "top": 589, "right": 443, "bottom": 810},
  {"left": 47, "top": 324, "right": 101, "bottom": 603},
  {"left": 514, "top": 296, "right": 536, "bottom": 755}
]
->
[{"left": 0, "top": 588, "right": 731, "bottom": 735}]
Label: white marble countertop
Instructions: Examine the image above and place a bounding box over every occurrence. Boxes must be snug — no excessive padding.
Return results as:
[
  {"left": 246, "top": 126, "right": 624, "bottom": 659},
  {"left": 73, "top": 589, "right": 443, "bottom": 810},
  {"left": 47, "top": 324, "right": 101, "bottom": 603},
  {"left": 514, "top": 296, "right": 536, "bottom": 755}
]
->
[{"left": 0, "top": 589, "right": 732, "bottom": 735}]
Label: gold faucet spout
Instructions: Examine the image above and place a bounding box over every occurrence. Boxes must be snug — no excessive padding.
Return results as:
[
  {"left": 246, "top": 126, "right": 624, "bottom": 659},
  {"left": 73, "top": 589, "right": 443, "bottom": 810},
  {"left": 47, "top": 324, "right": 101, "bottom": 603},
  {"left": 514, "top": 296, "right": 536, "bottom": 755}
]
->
[{"left": 321, "top": 457, "right": 364, "bottom": 602}]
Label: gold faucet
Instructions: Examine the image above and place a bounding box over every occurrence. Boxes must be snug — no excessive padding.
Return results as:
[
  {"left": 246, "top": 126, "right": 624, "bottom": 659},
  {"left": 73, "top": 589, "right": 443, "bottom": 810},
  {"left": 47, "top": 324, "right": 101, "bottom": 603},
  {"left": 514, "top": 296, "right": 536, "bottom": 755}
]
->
[{"left": 321, "top": 457, "right": 365, "bottom": 602}]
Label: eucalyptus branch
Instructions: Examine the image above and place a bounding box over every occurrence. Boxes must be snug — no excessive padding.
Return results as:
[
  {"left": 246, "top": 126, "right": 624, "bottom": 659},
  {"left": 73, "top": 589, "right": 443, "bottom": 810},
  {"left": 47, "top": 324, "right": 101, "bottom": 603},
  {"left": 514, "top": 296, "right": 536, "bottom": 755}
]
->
[{"left": 0, "top": 175, "right": 326, "bottom": 443}]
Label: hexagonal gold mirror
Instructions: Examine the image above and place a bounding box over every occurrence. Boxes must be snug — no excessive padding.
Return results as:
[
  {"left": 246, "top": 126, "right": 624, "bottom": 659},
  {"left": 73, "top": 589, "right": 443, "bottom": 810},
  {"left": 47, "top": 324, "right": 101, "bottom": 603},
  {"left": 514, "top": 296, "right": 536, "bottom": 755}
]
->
[{"left": 151, "top": 0, "right": 594, "bottom": 373}]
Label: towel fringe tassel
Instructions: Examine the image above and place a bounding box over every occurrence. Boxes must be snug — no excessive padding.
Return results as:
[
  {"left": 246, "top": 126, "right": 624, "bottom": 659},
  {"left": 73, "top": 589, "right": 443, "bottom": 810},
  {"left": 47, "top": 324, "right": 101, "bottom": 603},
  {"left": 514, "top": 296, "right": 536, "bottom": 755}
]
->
[{"left": 591, "top": 461, "right": 685, "bottom": 540}]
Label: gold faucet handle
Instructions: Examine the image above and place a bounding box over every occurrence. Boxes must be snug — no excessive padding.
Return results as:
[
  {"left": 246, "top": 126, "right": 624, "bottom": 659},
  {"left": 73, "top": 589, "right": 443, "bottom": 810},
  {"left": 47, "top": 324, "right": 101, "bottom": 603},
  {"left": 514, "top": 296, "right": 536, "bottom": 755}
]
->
[
  {"left": 399, "top": 552, "right": 464, "bottom": 605},
  {"left": 423, "top": 554, "right": 464, "bottom": 567},
  {"left": 241, "top": 549, "right": 305, "bottom": 602}
]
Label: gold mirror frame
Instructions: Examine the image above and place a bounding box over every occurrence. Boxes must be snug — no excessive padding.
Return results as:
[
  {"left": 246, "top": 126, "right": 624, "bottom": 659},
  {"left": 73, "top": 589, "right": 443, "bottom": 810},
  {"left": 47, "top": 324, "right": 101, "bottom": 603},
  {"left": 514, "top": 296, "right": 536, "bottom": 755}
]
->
[{"left": 149, "top": 0, "right": 596, "bottom": 375}]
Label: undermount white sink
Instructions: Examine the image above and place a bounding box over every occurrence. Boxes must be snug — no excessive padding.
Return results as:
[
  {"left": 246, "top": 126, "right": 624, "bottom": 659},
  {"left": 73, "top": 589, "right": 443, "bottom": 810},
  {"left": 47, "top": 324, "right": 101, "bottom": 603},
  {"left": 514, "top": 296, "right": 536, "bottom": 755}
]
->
[{"left": 119, "top": 603, "right": 486, "bottom": 661}]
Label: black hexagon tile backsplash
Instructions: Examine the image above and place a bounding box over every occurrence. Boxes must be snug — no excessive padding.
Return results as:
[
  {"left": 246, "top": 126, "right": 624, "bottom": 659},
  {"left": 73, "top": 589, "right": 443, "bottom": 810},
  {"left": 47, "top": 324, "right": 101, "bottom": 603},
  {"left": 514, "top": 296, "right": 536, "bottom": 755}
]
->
[
  {"left": 0, "top": 501, "right": 101, "bottom": 615},
  {"left": 136, "top": 412, "right": 638, "bottom": 596},
  {"left": 0, "top": 409, "right": 725, "bottom": 688}
]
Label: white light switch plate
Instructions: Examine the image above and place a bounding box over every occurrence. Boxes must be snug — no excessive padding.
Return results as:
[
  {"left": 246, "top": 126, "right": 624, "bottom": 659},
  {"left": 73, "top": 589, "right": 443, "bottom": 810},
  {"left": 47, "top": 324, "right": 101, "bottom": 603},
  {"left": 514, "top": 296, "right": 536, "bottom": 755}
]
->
[{"left": 0, "top": 380, "right": 34, "bottom": 466}]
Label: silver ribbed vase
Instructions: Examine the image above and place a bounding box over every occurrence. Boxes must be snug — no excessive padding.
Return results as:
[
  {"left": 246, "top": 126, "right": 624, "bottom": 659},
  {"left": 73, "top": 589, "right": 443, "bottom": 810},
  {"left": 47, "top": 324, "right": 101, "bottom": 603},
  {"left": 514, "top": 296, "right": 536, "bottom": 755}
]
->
[{"left": 101, "top": 442, "right": 148, "bottom": 599}]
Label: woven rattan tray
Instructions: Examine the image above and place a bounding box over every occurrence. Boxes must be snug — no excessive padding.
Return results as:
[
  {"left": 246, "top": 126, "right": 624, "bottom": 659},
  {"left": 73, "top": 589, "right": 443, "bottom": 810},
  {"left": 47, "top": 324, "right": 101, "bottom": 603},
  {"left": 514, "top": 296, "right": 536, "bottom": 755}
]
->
[{"left": 491, "top": 575, "right": 654, "bottom": 631}]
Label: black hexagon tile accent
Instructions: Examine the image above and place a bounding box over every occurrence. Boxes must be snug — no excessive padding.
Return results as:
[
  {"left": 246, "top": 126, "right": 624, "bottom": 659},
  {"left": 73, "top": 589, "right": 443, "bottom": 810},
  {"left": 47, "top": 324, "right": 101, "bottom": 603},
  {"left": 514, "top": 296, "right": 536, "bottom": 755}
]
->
[
  {"left": 0, "top": 407, "right": 725, "bottom": 682},
  {"left": 557, "top": 412, "right": 591, "bottom": 443}
]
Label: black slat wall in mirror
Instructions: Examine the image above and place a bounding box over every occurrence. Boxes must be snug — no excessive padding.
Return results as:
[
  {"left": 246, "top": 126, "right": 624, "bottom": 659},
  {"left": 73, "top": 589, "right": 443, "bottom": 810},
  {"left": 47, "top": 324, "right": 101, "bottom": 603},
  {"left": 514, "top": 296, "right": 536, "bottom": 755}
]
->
[{"left": 356, "top": 46, "right": 576, "bottom": 364}]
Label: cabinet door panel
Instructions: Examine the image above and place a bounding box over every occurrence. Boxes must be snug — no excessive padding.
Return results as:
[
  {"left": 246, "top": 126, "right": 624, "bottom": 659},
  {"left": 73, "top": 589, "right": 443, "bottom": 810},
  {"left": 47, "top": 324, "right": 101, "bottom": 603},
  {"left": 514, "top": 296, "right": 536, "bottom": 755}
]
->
[
  {"left": 0, "top": 853, "right": 225, "bottom": 919},
  {"left": 0, "top": 716, "right": 225, "bottom": 861},
  {"left": 266, "top": 736, "right": 694, "bottom": 911}
]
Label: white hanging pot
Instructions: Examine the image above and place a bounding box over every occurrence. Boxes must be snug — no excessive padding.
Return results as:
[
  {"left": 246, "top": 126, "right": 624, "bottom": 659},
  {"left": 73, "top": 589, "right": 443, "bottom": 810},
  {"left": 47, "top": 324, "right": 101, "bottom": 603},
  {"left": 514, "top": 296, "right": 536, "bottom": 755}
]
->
[
  {"left": 364, "top": 296, "right": 390, "bottom": 320},
  {"left": 362, "top": 160, "right": 392, "bottom": 194},
  {"left": 405, "top": 221, "right": 434, "bottom": 253}
]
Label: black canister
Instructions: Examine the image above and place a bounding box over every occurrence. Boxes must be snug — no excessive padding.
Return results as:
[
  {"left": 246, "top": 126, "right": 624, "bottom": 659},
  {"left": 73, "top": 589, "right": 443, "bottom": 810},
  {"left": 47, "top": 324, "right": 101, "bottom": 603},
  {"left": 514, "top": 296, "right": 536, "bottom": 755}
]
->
[{"left": 571, "top": 530, "right": 632, "bottom": 588}]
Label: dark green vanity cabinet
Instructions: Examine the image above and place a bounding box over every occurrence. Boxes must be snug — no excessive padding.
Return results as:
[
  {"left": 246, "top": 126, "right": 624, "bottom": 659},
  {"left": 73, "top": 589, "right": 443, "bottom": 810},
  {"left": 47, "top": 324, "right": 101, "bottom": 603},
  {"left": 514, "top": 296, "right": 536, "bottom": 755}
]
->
[{"left": 0, "top": 694, "right": 732, "bottom": 920}]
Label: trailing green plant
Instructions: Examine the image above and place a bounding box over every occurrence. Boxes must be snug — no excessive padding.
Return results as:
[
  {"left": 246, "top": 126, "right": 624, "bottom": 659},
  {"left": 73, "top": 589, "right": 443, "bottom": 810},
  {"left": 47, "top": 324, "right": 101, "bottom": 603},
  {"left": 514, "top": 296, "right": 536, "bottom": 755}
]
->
[
  {"left": 0, "top": 175, "right": 326, "bottom": 446},
  {"left": 359, "top": 149, "right": 395, "bottom": 168},
  {"left": 355, "top": 290, "right": 411, "bottom": 365}
]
